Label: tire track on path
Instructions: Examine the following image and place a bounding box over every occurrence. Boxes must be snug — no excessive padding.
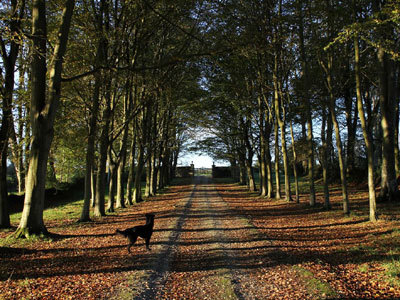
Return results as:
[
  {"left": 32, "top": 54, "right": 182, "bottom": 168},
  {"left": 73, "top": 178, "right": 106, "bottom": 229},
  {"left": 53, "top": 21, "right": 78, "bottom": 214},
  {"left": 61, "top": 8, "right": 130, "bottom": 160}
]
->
[
  {"left": 132, "top": 184, "right": 196, "bottom": 300},
  {"left": 200, "top": 178, "right": 247, "bottom": 300}
]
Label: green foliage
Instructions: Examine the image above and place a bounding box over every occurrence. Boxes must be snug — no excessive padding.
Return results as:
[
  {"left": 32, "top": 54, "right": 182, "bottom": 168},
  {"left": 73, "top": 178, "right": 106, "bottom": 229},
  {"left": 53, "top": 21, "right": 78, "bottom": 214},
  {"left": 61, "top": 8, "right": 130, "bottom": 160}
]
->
[{"left": 325, "top": 0, "right": 400, "bottom": 60}]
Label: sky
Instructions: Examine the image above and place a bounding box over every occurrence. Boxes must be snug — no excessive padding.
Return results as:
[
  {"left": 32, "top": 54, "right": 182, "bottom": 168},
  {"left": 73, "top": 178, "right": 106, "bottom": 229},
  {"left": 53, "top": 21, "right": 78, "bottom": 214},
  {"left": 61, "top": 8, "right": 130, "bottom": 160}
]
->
[
  {"left": 178, "top": 153, "right": 214, "bottom": 168},
  {"left": 177, "top": 153, "right": 230, "bottom": 168}
]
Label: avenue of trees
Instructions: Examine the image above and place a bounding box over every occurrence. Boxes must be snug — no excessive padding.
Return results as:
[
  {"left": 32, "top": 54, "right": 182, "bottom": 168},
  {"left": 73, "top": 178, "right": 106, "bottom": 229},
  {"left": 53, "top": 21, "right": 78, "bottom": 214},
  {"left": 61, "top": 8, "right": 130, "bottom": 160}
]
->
[{"left": 0, "top": 0, "right": 399, "bottom": 237}]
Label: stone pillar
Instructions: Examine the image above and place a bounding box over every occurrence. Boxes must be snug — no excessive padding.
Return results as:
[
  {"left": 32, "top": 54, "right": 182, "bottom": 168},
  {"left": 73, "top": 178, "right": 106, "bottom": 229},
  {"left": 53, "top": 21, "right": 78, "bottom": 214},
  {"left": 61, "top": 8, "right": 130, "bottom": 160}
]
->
[{"left": 190, "top": 162, "right": 195, "bottom": 177}]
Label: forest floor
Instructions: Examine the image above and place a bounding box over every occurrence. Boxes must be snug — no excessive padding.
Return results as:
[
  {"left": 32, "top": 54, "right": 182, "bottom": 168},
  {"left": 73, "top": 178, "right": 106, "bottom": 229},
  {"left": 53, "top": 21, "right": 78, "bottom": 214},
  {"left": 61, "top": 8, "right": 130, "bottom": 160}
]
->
[{"left": 1, "top": 176, "right": 400, "bottom": 299}]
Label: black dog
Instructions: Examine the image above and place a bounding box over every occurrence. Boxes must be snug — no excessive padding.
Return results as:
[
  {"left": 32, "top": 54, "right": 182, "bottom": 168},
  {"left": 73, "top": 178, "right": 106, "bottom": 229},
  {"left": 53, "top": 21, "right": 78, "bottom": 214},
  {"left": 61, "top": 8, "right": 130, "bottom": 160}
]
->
[{"left": 116, "top": 213, "right": 155, "bottom": 253}]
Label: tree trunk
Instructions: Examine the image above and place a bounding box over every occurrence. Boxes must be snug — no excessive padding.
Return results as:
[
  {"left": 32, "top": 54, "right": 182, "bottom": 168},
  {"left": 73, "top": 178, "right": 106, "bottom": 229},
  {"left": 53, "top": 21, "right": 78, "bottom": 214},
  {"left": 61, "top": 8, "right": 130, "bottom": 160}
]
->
[
  {"left": 9, "top": 56, "right": 27, "bottom": 194},
  {"left": 238, "top": 149, "right": 247, "bottom": 185},
  {"left": 106, "top": 156, "right": 117, "bottom": 213},
  {"left": 258, "top": 96, "right": 267, "bottom": 196},
  {"left": 91, "top": 168, "right": 96, "bottom": 207},
  {"left": 378, "top": 48, "right": 398, "bottom": 201},
  {"left": 266, "top": 139, "right": 274, "bottom": 198},
  {"left": 9, "top": 111, "right": 25, "bottom": 194},
  {"left": 116, "top": 159, "right": 126, "bottom": 208},
  {"left": 274, "top": 119, "right": 281, "bottom": 200},
  {"left": 133, "top": 144, "right": 145, "bottom": 203},
  {"left": 0, "top": 152, "right": 9, "bottom": 228},
  {"left": 327, "top": 71, "right": 349, "bottom": 214},
  {"left": 289, "top": 120, "right": 299, "bottom": 203},
  {"left": 126, "top": 134, "right": 136, "bottom": 205},
  {"left": 94, "top": 95, "right": 111, "bottom": 217},
  {"left": 115, "top": 117, "right": 129, "bottom": 208},
  {"left": 280, "top": 124, "right": 291, "bottom": 202},
  {"left": 297, "top": 2, "right": 315, "bottom": 206},
  {"left": 245, "top": 159, "right": 256, "bottom": 192},
  {"left": 149, "top": 151, "right": 157, "bottom": 196},
  {"left": 274, "top": 69, "right": 291, "bottom": 201},
  {"left": 394, "top": 62, "right": 400, "bottom": 175},
  {"left": 0, "top": 0, "right": 26, "bottom": 228},
  {"left": 354, "top": 32, "right": 377, "bottom": 221},
  {"left": 15, "top": 0, "right": 75, "bottom": 237},
  {"left": 243, "top": 120, "right": 256, "bottom": 192},
  {"left": 80, "top": 73, "right": 100, "bottom": 222},
  {"left": 321, "top": 105, "right": 331, "bottom": 209},
  {"left": 344, "top": 81, "right": 357, "bottom": 177},
  {"left": 80, "top": 29, "right": 105, "bottom": 221},
  {"left": 0, "top": 68, "right": 11, "bottom": 228}
]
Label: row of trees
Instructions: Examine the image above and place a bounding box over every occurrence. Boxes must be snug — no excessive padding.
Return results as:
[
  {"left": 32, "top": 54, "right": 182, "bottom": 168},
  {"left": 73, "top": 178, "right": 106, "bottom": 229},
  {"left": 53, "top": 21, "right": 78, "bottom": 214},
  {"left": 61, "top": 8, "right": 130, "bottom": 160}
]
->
[
  {"left": 0, "top": 0, "right": 399, "bottom": 239},
  {"left": 0, "top": 0, "right": 206, "bottom": 237},
  {"left": 193, "top": 0, "right": 399, "bottom": 222}
]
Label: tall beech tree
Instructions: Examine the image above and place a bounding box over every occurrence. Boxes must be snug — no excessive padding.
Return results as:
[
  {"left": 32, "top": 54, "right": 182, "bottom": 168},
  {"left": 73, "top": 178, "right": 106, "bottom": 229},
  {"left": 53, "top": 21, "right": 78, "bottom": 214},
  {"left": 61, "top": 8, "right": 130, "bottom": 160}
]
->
[
  {"left": 0, "top": 0, "right": 25, "bottom": 228},
  {"left": 374, "top": 0, "right": 398, "bottom": 202},
  {"left": 296, "top": 0, "right": 316, "bottom": 207},
  {"left": 15, "top": 0, "right": 75, "bottom": 237}
]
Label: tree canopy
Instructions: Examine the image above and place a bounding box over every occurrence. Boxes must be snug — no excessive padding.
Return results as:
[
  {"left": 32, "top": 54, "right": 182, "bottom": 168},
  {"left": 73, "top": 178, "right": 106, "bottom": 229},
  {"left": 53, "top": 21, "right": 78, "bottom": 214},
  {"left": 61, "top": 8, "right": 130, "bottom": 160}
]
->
[{"left": 0, "top": 0, "right": 399, "bottom": 235}]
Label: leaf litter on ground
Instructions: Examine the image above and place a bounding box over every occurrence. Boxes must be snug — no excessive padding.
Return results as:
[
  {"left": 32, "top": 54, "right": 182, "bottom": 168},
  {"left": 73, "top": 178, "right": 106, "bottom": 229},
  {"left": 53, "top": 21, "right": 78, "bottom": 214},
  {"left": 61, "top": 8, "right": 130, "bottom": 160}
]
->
[{"left": 1, "top": 179, "right": 400, "bottom": 299}]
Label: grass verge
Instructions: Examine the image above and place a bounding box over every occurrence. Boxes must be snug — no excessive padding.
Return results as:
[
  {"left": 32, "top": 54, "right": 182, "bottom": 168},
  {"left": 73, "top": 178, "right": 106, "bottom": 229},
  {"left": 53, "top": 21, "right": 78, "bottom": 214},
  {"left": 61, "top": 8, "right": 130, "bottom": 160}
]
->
[{"left": 293, "top": 266, "right": 338, "bottom": 299}]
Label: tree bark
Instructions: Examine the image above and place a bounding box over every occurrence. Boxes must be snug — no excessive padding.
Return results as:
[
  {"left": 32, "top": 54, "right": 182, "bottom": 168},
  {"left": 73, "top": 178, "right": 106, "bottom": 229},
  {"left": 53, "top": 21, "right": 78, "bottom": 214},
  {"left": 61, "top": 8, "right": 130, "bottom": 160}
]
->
[
  {"left": 15, "top": 0, "right": 75, "bottom": 237},
  {"left": 106, "top": 153, "right": 117, "bottom": 213},
  {"left": 289, "top": 120, "right": 299, "bottom": 203},
  {"left": 378, "top": 47, "right": 398, "bottom": 201},
  {"left": 354, "top": 32, "right": 377, "bottom": 221},
  {"left": 243, "top": 119, "right": 256, "bottom": 192},
  {"left": 274, "top": 118, "right": 281, "bottom": 200},
  {"left": 237, "top": 148, "right": 247, "bottom": 185},
  {"left": 258, "top": 95, "right": 268, "bottom": 197},
  {"left": 266, "top": 135, "right": 274, "bottom": 198},
  {"left": 80, "top": 72, "right": 100, "bottom": 222},
  {"left": 80, "top": 27, "right": 105, "bottom": 221},
  {"left": 133, "top": 144, "right": 145, "bottom": 203},
  {"left": 320, "top": 105, "right": 331, "bottom": 209},
  {"left": 115, "top": 92, "right": 130, "bottom": 208},
  {"left": 94, "top": 92, "right": 111, "bottom": 217},
  {"left": 274, "top": 68, "right": 291, "bottom": 202},
  {"left": 327, "top": 66, "right": 349, "bottom": 214},
  {"left": 9, "top": 51, "right": 27, "bottom": 194},
  {"left": 297, "top": 2, "right": 315, "bottom": 206},
  {"left": 344, "top": 87, "right": 357, "bottom": 177},
  {"left": 0, "top": 0, "right": 26, "bottom": 228},
  {"left": 126, "top": 134, "right": 136, "bottom": 205}
]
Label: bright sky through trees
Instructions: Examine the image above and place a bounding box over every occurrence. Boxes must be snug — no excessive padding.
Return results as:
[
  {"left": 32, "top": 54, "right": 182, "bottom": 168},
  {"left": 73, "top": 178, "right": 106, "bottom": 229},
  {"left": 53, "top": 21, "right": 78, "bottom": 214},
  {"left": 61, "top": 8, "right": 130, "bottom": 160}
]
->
[{"left": 178, "top": 153, "right": 214, "bottom": 168}]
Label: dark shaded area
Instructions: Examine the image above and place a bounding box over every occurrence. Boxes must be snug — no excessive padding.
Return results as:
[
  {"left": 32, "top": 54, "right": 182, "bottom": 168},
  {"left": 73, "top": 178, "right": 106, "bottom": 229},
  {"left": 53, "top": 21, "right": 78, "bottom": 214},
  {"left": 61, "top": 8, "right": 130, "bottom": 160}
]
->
[{"left": 7, "top": 178, "right": 85, "bottom": 214}]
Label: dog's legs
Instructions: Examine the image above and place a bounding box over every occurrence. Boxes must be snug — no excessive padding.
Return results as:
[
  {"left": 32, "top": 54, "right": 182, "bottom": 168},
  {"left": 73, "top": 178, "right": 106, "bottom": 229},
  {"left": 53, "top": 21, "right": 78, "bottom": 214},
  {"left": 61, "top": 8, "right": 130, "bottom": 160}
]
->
[
  {"left": 145, "top": 237, "right": 151, "bottom": 251},
  {"left": 127, "top": 236, "right": 138, "bottom": 253}
]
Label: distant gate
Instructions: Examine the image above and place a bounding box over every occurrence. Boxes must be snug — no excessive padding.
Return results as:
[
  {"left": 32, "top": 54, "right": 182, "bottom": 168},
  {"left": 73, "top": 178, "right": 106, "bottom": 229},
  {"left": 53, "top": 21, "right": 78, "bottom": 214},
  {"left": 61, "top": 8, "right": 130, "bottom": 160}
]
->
[{"left": 175, "top": 163, "right": 195, "bottom": 178}]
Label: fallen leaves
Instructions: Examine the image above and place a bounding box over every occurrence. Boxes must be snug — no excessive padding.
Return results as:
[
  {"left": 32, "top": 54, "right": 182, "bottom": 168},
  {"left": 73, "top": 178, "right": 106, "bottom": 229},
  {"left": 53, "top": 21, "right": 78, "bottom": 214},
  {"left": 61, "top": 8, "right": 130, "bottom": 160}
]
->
[
  {"left": 217, "top": 182, "right": 400, "bottom": 299},
  {"left": 0, "top": 184, "right": 191, "bottom": 300},
  {"left": 1, "top": 180, "right": 400, "bottom": 299}
]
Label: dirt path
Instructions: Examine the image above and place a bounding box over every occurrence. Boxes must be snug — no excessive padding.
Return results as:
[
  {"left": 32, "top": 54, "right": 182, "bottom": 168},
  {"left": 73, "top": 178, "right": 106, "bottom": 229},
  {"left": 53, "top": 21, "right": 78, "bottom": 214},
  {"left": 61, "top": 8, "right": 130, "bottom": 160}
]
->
[{"left": 128, "top": 177, "right": 317, "bottom": 300}]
